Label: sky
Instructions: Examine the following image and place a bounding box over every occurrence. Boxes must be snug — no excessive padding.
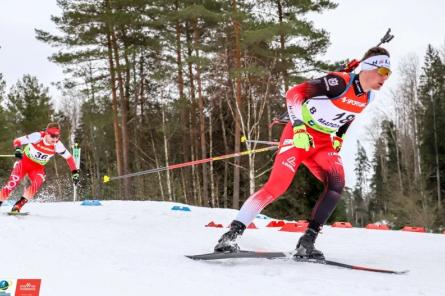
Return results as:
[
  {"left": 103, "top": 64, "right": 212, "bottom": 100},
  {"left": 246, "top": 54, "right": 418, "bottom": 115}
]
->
[{"left": 0, "top": 0, "right": 444, "bottom": 186}]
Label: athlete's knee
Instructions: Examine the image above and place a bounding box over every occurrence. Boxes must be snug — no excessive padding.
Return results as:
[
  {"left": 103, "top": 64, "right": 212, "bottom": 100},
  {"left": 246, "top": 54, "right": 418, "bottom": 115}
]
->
[{"left": 325, "top": 171, "right": 345, "bottom": 194}]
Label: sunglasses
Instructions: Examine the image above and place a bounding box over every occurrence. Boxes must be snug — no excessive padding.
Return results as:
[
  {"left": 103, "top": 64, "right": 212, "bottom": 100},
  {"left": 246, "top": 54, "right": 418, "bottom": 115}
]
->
[
  {"left": 48, "top": 133, "right": 60, "bottom": 139},
  {"left": 376, "top": 67, "right": 392, "bottom": 77},
  {"left": 364, "top": 62, "right": 392, "bottom": 77}
]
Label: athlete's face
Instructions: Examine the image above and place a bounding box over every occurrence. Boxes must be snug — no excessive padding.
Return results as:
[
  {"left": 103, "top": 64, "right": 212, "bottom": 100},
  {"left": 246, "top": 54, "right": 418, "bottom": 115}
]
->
[
  {"left": 361, "top": 68, "right": 390, "bottom": 91},
  {"left": 368, "top": 67, "right": 390, "bottom": 90},
  {"left": 44, "top": 133, "right": 60, "bottom": 145}
]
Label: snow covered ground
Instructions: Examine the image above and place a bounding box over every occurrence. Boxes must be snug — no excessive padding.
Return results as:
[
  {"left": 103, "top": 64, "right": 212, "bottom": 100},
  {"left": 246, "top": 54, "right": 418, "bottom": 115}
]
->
[{"left": 1, "top": 200, "right": 444, "bottom": 296}]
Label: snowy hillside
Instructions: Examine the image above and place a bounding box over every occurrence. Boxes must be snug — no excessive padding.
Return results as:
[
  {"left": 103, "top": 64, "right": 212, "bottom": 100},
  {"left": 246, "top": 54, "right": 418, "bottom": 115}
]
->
[{"left": 1, "top": 201, "right": 444, "bottom": 296}]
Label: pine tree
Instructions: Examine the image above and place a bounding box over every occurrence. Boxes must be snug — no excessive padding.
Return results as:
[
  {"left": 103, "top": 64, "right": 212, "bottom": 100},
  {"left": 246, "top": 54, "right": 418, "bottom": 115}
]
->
[
  {"left": 0, "top": 73, "right": 14, "bottom": 178},
  {"left": 352, "top": 140, "right": 370, "bottom": 225},
  {"left": 255, "top": 0, "right": 337, "bottom": 90},
  {"left": 418, "top": 45, "right": 445, "bottom": 212},
  {"left": 369, "top": 137, "right": 387, "bottom": 221},
  {"left": 6, "top": 75, "right": 54, "bottom": 133}
]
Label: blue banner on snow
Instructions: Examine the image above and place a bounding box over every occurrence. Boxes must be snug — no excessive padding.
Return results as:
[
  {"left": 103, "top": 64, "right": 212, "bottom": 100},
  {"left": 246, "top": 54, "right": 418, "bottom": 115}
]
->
[
  {"left": 171, "top": 205, "right": 191, "bottom": 211},
  {"left": 81, "top": 200, "right": 102, "bottom": 206}
]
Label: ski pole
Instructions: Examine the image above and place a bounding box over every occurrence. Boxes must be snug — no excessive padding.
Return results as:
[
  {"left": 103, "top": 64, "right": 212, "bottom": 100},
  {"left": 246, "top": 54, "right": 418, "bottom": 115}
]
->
[
  {"left": 103, "top": 145, "right": 280, "bottom": 183},
  {"left": 243, "top": 140, "right": 279, "bottom": 146},
  {"left": 0, "top": 155, "right": 14, "bottom": 157},
  {"left": 240, "top": 136, "right": 279, "bottom": 146}
]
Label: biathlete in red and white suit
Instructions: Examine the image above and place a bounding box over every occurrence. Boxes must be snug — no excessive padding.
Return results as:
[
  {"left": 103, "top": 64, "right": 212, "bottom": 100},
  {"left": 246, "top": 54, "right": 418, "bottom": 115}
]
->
[
  {"left": 214, "top": 47, "right": 392, "bottom": 258},
  {"left": 0, "top": 123, "right": 80, "bottom": 213}
]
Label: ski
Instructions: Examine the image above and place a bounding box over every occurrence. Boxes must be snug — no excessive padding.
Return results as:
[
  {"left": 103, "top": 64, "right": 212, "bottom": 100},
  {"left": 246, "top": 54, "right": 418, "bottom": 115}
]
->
[
  {"left": 299, "top": 258, "right": 409, "bottom": 275},
  {"left": 186, "top": 251, "right": 409, "bottom": 275},
  {"left": 187, "top": 250, "right": 287, "bottom": 260}
]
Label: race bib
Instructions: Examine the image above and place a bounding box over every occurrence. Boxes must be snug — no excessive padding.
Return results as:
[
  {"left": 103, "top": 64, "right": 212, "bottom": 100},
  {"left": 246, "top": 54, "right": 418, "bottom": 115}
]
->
[
  {"left": 303, "top": 99, "right": 356, "bottom": 133},
  {"left": 24, "top": 145, "right": 54, "bottom": 165}
]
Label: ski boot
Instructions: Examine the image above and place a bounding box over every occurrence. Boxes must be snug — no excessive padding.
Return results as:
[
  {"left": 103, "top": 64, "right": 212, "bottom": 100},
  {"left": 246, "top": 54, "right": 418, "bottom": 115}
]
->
[
  {"left": 294, "top": 222, "right": 325, "bottom": 260},
  {"left": 10, "top": 197, "right": 28, "bottom": 215},
  {"left": 214, "top": 220, "right": 246, "bottom": 253}
]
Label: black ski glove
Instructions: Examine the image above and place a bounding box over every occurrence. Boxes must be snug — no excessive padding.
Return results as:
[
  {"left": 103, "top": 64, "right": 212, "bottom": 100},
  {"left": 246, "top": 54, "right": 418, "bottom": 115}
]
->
[
  {"left": 14, "top": 147, "right": 23, "bottom": 159},
  {"left": 72, "top": 170, "right": 80, "bottom": 185}
]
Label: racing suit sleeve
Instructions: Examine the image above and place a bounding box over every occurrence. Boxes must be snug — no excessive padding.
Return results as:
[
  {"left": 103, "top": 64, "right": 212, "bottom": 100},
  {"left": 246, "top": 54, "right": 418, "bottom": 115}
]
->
[
  {"left": 55, "top": 141, "right": 77, "bottom": 171},
  {"left": 285, "top": 74, "right": 347, "bottom": 126},
  {"left": 13, "top": 132, "right": 43, "bottom": 147}
]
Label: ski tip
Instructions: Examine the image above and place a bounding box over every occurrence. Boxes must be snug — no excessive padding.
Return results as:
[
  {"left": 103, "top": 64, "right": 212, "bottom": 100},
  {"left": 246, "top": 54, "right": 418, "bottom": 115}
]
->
[
  {"left": 352, "top": 265, "right": 410, "bottom": 275},
  {"left": 185, "top": 254, "right": 206, "bottom": 260},
  {"left": 395, "top": 270, "right": 410, "bottom": 275}
]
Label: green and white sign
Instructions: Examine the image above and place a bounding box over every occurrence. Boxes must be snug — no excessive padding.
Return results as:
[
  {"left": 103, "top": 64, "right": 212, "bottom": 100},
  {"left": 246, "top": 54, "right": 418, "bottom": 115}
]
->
[{"left": 73, "top": 143, "right": 81, "bottom": 169}]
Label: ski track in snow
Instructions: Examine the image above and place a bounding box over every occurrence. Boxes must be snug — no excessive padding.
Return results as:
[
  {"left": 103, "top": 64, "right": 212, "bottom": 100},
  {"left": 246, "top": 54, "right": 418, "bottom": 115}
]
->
[{"left": 1, "top": 201, "right": 444, "bottom": 296}]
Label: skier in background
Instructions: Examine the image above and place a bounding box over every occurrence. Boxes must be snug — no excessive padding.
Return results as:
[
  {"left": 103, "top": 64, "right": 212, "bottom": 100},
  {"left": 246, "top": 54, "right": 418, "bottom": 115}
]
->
[
  {"left": 214, "top": 47, "right": 391, "bottom": 259},
  {"left": 0, "top": 122, "right": 79, "bottom": 213}
]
